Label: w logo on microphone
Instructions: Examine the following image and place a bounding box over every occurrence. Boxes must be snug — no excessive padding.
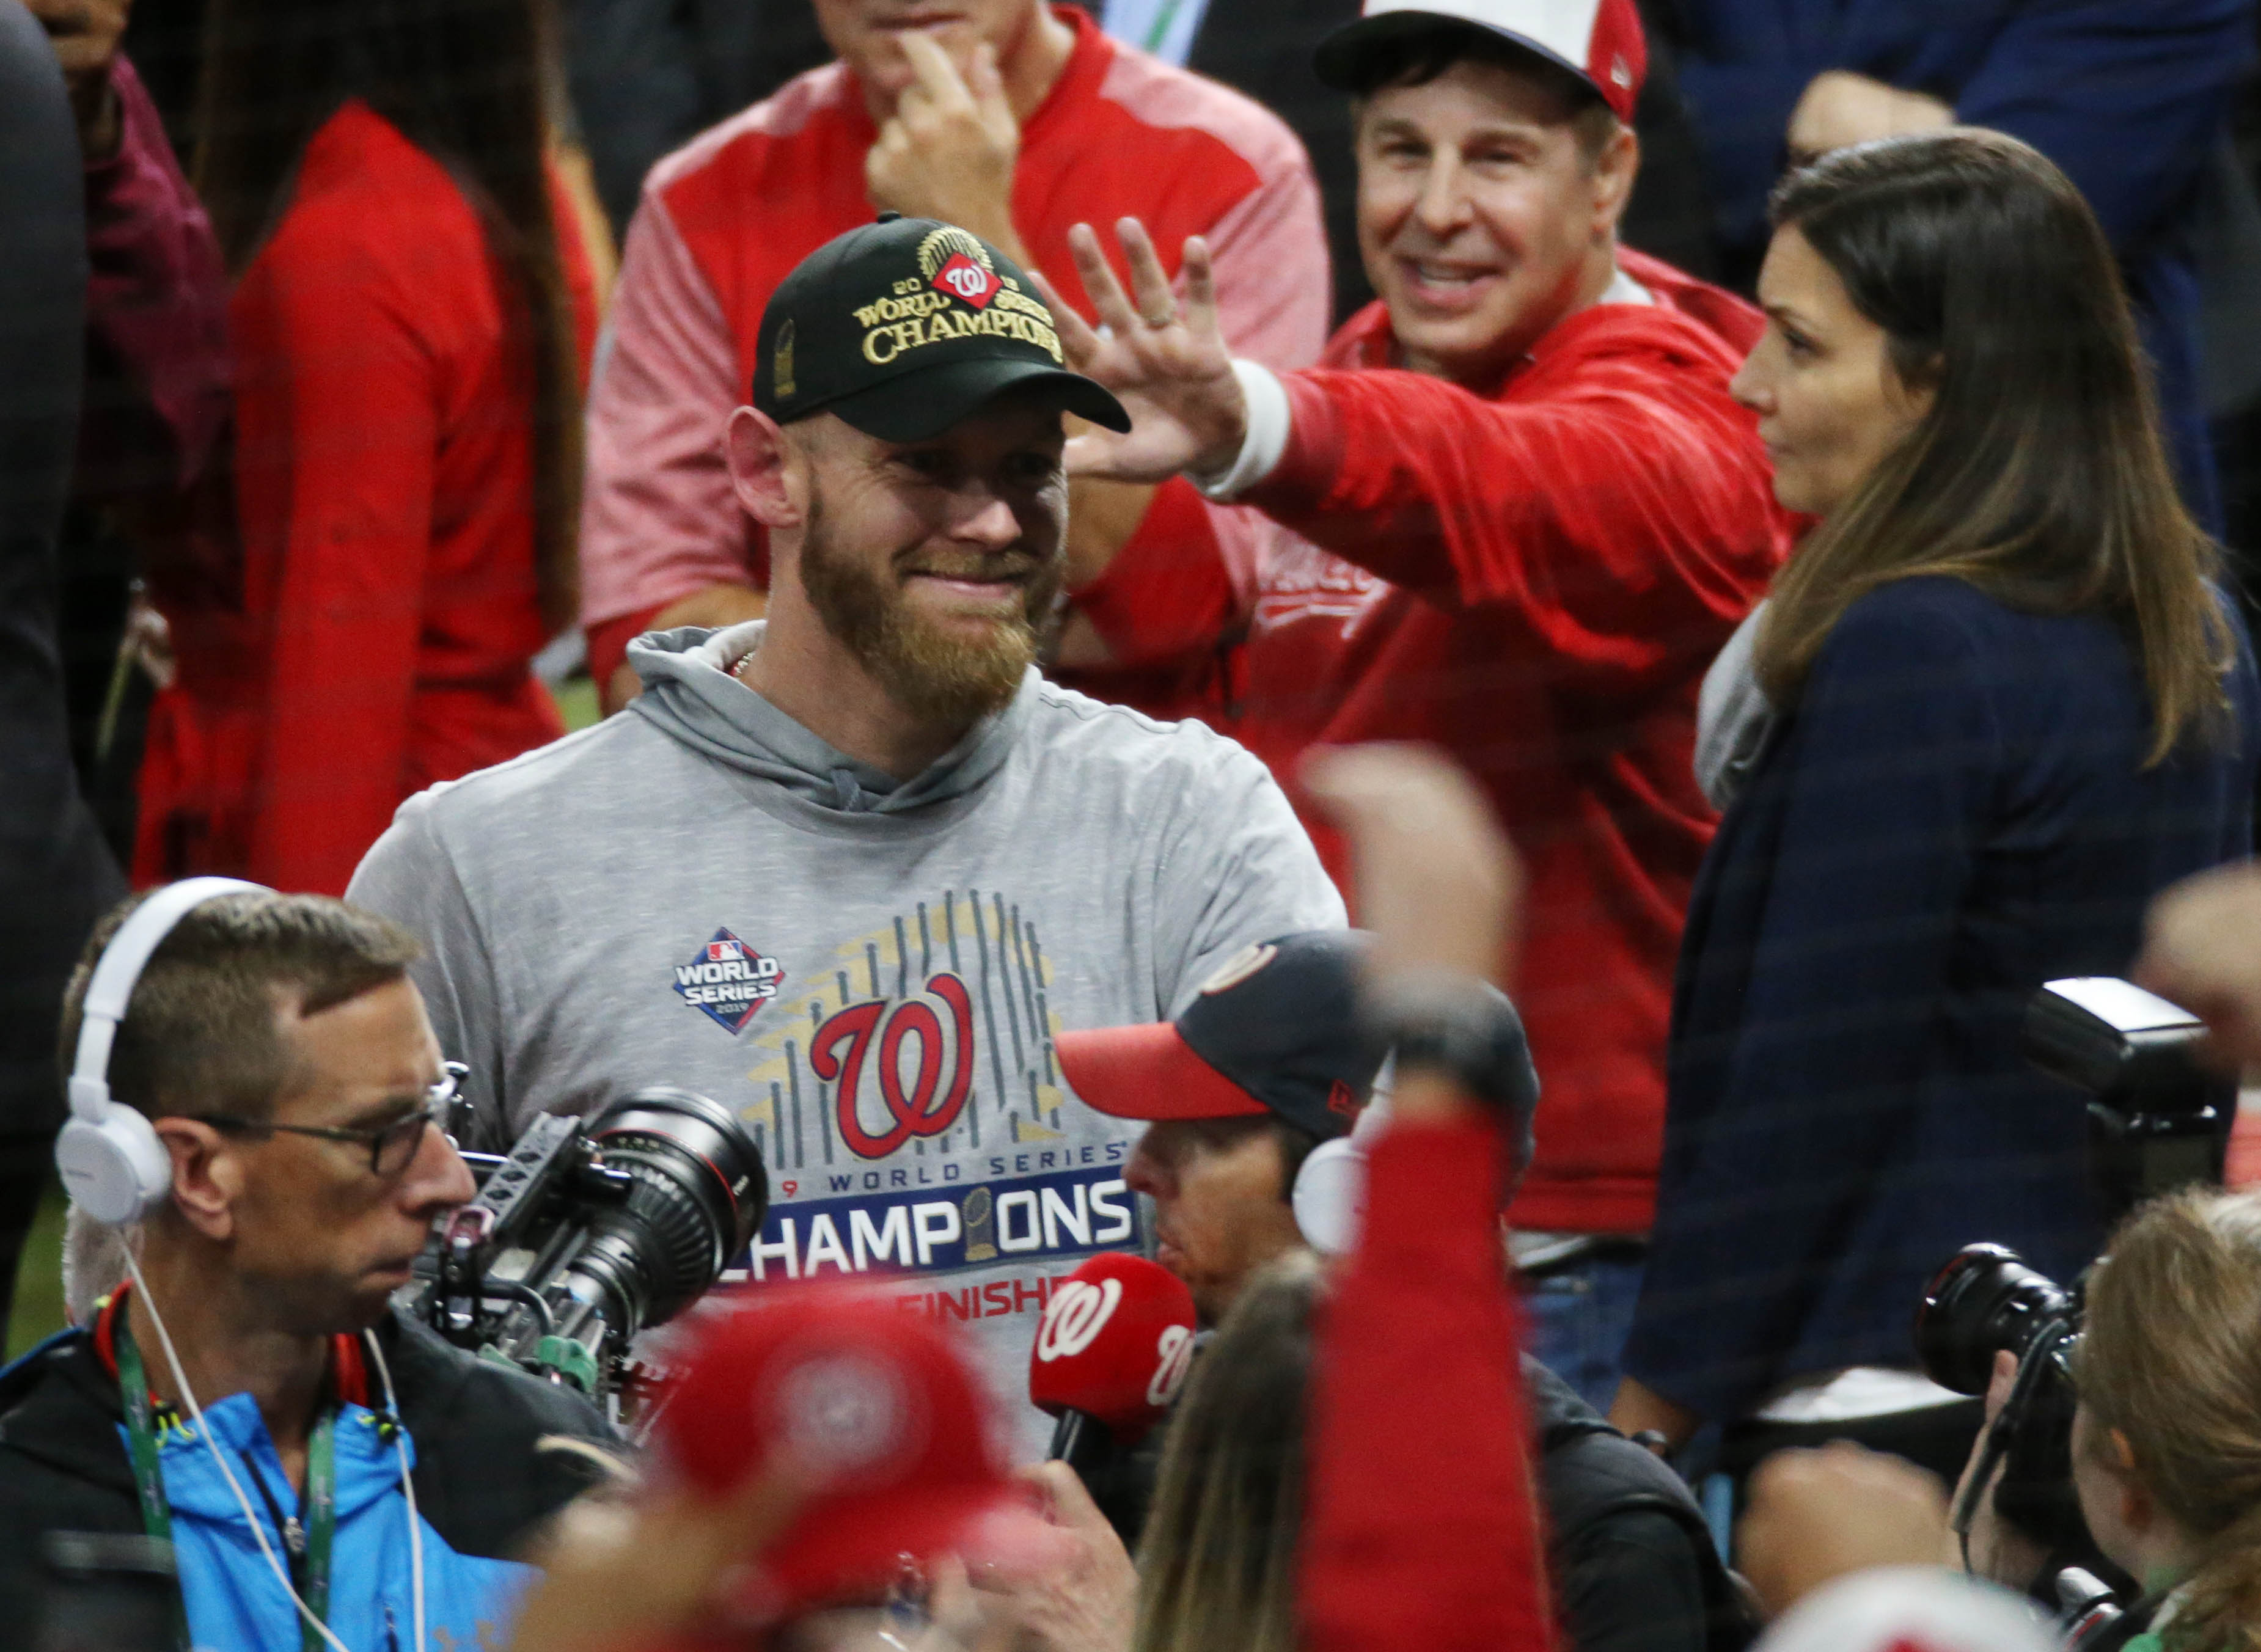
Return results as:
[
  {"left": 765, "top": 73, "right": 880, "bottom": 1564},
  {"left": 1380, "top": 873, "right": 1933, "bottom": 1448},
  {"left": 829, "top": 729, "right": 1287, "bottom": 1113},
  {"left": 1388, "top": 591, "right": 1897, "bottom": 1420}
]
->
[
  {"left": 1035, "top": 1277, "right": 1122, "bottom": 1362},
  {"left": 1147, "top": 1324, "right": 1195, "bottom": 1406}
]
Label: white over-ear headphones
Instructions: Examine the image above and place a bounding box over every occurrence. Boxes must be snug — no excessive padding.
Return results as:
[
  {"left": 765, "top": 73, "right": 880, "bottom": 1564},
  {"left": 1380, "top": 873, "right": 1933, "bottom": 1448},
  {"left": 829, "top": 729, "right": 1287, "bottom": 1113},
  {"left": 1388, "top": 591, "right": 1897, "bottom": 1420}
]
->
[
  {"left": 1289, "top": 1061, "right": 1393, "bottom": 1255},
  {"left": 57, "top": 877, "right": 268, "bottom": 1223}
]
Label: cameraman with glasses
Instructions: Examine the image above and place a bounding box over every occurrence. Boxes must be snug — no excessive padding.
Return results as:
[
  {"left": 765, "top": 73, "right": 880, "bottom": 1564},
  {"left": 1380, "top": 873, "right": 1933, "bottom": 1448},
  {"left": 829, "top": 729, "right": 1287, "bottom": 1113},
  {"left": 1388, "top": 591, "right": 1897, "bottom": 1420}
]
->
[{"left": 0, "top": 886, "right": 618, "bottom": 1651}]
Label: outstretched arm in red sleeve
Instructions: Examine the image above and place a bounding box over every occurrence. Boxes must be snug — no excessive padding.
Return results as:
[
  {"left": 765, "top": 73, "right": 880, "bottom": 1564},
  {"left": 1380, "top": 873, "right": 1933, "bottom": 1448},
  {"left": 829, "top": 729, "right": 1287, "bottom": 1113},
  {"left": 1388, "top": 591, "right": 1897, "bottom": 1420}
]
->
[{"left": 1052, "top": 221, "right": 1786, "bottom": 695}]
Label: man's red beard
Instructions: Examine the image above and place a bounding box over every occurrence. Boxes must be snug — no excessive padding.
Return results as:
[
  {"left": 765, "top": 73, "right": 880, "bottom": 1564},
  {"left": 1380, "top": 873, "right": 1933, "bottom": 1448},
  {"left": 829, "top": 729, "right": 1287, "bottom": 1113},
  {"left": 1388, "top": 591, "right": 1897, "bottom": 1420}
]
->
[{"left": 798, "top": 494, "right": 1063, "bottom": 726}]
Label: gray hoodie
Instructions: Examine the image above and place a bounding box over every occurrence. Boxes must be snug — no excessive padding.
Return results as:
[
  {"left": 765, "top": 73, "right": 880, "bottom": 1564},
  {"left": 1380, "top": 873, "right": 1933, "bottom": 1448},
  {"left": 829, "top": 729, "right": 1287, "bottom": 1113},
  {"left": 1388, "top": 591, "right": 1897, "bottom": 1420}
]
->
[{"left": 348, "top": 623, "right": 1344, "bottom": 1448}]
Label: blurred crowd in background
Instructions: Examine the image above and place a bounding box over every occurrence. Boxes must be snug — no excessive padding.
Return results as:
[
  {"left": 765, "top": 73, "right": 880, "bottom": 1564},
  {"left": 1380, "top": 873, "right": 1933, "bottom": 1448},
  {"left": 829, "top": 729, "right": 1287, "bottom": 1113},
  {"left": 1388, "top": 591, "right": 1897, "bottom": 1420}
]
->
[{"left": 10, "top": 0, "right": 2261, "bottom": 1647}]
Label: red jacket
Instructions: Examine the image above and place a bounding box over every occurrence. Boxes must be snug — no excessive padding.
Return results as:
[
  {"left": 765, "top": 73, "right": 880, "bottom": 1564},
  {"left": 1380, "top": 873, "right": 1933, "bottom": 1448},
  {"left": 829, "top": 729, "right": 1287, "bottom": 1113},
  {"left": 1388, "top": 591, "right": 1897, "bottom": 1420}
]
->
[
  {"left": 136, "top": 101, "right": 597, "bottom": 894},
  {"left": 1238, "top": 253, "right": 1794, "bottom": 1234}
]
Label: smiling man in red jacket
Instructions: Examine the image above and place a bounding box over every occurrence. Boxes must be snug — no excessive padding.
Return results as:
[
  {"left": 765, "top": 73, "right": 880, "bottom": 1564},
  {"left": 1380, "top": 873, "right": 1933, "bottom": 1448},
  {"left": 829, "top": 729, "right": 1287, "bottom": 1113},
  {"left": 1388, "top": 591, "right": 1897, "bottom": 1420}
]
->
[{"left": 1050, "top": 0, "right": 1795, "bottom": 1410}]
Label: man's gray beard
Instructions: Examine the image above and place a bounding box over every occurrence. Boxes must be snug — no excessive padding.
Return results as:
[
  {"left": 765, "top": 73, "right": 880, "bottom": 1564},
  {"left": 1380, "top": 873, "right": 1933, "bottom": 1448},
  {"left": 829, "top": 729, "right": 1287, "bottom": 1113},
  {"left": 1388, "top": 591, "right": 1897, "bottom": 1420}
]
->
[{"left": 797, "top": 493, "right": 1062, "bottom": 729}]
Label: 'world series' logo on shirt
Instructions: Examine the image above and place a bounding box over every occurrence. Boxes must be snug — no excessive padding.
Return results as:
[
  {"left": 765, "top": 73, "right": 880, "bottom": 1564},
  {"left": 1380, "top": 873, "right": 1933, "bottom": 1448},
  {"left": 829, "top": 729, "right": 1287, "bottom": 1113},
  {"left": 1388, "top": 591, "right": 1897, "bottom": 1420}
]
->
[{"left": 675, "top": 928, "right": 785, "bottom": 1033}]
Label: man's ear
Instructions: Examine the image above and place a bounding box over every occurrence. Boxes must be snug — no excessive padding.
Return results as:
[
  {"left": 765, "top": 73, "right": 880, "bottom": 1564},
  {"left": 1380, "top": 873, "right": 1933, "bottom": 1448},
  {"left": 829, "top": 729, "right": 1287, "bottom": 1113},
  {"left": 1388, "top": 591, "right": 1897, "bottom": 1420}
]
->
[
  {"left": 726, "top": 406, "right": 807, "bottom": 531},
  {"left": 1591, "top": 122, "right": 1640, "bottom": 239},
  {"left": 148, "top": 1119, "right": 243, "bottom": 1241}
]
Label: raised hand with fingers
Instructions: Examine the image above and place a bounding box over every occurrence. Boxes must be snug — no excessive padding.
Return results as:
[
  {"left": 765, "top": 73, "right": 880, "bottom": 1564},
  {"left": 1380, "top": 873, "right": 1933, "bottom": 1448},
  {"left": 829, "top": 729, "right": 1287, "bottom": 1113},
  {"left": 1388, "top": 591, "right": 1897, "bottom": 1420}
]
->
[
  {"left": 1036, "top": 219, "right": 1247, "bottom": 484},
  {"left": 867, "top": 35, "right": 1024, "bottom": 261}
]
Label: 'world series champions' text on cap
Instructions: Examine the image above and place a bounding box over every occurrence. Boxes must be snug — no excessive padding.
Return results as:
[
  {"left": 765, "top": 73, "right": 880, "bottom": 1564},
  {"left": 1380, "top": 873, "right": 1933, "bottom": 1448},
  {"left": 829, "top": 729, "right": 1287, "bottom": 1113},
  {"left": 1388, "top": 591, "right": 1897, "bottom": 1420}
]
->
[{"left": 753, "top": 213, "right": 1131, "bottom": 443}]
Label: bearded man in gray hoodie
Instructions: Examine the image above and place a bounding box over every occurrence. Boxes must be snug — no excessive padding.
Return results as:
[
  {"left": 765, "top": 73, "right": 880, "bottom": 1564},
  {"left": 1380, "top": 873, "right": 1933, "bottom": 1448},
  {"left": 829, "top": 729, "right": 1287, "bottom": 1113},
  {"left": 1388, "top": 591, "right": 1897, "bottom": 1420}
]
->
[{"left": 347, "top": 215, "right": 1344, "bottom": 1447}]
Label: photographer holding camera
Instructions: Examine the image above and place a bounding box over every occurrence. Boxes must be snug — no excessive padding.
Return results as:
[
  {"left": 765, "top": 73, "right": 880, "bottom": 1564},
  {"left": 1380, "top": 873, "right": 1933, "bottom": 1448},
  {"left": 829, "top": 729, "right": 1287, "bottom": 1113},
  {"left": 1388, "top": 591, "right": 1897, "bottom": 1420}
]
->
[
  {"left": 2035, "top": 1185, "right": 2261, "bottom": 1651},
  {"left": 1738, "top": 1184, "right": 2261, "bottom": 1652},
  {"left": 0, "top": 882, "right": 617, "bottom": 1651}
]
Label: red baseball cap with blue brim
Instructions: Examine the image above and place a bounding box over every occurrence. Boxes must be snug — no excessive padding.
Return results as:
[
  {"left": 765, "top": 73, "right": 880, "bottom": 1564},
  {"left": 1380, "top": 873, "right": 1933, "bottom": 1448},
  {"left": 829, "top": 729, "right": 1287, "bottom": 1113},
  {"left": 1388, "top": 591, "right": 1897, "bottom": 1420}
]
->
[
  {"left": 1314, "top": 0, "right": 1647, "bottom": 124},
  {"left": 1057, "top": 931, "right": 1381, "bottom": 1142}
]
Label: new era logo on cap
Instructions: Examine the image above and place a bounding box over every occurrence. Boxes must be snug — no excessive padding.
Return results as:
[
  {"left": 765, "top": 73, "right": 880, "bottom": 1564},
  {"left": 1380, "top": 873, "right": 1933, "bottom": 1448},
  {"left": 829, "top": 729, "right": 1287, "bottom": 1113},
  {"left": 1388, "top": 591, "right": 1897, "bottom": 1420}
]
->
[{"left": 1315, "top": 0, "right": 1646, "bottom": 122}]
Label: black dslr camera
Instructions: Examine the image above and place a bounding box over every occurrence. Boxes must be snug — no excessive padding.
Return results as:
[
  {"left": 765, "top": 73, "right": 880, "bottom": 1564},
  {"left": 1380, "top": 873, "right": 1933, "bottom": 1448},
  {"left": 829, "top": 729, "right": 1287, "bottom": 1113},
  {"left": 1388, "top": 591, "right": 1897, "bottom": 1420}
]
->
[
  {"left": 1914, "top": 979, "right": 2234, "bottom": 1596},
  {"left": 405, "top": 1087, "right": 768, "bottom": 1407}
]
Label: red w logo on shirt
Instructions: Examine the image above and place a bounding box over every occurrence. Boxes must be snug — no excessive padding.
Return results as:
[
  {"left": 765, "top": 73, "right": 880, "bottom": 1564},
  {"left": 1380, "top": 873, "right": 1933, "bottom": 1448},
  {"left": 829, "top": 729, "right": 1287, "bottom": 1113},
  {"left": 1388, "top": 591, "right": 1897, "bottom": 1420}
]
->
[{"left": 812, "top": 973, "right": 978, "bottom": 1158}]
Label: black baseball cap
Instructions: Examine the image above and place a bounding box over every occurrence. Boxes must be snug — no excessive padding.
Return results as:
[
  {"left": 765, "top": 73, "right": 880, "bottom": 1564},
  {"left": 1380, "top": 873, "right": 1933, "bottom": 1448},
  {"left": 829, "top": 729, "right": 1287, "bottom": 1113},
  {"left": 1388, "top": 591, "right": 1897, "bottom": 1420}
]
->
[
  {"left": 752, "top": 214, "right": 1130, "bottom": 443},
  {"left": 1057, "top": 932, "right": 1383, "bottom": 1142}
]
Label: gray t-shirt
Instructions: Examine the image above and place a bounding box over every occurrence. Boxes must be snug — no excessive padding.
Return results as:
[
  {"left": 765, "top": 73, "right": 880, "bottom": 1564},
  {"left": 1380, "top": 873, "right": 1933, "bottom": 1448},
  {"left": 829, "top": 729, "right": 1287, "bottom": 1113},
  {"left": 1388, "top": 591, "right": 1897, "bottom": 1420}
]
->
[{"left": 348, "top": 623, "right": 1344, "bottom": 1450}]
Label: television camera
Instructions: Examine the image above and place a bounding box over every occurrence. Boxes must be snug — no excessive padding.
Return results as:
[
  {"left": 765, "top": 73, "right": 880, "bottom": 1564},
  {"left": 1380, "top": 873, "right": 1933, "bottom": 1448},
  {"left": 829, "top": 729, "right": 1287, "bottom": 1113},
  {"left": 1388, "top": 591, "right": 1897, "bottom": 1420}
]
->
[{"left": 406, "top": 1087, "right": 768, "bottom": 1407}]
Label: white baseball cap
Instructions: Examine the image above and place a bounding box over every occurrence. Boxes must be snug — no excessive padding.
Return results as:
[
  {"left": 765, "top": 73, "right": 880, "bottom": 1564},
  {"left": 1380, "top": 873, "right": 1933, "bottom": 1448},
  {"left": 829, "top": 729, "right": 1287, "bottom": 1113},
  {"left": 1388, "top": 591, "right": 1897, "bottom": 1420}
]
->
[
  {"left": 1755, "top": 1568, "right": 2056, "bottom": 1652},
  {"left": 1314, "top": 0, "right": 1647, "bottom": 122}
]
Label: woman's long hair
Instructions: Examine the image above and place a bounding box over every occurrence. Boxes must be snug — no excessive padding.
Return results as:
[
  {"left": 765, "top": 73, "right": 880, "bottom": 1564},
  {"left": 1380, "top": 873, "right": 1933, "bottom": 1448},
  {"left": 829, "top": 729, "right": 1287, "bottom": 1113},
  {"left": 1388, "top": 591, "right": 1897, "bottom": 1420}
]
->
[
  {"left": 1133, "top": 1252, "right": 1321, "bottom": 1652},
  {"left": 2078, "top": 1188, "right": 2261, "bottom": 1651},
  {"left": 192, "top": 0, "right": 582, "bottom": 631},
  {"left": 1754, "top": 129, "right": 2231, "bottom": 764}
]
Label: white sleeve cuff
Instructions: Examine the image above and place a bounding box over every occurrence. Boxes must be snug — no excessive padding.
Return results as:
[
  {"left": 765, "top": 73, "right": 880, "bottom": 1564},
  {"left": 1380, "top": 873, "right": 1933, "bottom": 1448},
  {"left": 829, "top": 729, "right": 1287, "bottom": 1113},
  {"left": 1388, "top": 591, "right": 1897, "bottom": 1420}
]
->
[{"left": 1190, "top": 360, "right": 1292, "bottom": 502}]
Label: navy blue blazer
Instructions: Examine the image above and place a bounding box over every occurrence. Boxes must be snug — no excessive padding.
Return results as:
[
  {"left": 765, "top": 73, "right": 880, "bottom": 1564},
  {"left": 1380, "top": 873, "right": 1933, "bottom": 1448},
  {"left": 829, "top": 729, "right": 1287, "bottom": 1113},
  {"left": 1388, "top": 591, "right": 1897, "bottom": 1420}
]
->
[
  {"left": 1671, "top": 0, "right": 2257, "bottom": 532},
  {"left": 1624, "top": 577, "right": 2259, "bottom": 1421}
]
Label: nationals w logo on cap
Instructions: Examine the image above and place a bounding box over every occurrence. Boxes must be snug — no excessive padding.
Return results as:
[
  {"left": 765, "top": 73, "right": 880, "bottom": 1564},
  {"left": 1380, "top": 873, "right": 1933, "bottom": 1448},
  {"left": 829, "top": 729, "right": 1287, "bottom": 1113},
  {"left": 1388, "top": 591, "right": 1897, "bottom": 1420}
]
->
[
  {"left": 753, "top": 214, "right": 1130, "bottom": 444},
  {"left": 1314, "top": 0, "right": 1646, "bottom": 122}
]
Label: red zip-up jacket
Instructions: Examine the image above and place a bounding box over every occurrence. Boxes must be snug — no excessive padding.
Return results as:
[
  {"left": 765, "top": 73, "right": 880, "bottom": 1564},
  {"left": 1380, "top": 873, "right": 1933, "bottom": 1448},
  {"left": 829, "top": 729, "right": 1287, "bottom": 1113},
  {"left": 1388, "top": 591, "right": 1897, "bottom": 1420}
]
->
[
  {"left": 134, "top": 100, "right": 598, "bottom": 894},
  {"left": 1234, "top": 253, "right": 1794, "bottom": 1235}
]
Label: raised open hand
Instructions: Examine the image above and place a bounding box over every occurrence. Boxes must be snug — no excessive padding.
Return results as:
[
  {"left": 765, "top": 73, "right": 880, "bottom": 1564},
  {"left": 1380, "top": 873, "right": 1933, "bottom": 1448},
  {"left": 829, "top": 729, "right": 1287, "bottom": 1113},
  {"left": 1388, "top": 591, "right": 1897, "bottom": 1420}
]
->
[{"left": 1033, "top": 219, "right": 1247, "bottom": 484}]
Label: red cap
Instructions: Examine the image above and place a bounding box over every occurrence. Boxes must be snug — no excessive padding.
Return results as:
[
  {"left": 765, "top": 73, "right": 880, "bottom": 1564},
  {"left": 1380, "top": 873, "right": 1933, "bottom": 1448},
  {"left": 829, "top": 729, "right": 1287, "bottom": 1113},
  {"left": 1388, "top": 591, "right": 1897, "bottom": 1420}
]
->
[
  {"left": 651, "top": 1282, "right": 1058, "bottom": 1625},
  {"left": 1054, "top": 1023, "right": 1269, "bottom": 1124},
  {"left": 1055, "top": 933, "right": 1377, "bottom": 1139},
  {"left": 1027, "top": 1252, "right": 1198, "bottom": 1442},
  {"left": 1314, "top": 0, "right": 1647, "bottom": 123}
]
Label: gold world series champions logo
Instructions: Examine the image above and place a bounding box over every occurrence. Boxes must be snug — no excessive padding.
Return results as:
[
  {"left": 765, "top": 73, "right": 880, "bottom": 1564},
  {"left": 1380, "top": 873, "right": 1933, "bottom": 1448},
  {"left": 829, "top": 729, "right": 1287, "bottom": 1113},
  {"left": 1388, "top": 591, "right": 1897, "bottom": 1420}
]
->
[{"left": 851, "top": 227, "right": 1065, "bottom": 366}]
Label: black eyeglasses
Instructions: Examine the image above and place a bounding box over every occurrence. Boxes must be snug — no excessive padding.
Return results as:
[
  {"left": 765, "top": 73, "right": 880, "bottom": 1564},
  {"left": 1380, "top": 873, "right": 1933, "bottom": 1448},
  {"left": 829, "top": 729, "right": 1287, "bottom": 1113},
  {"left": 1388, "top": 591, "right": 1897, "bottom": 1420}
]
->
[{"left": 196, "top": 1061, "right": 467, "bottom": 1177}]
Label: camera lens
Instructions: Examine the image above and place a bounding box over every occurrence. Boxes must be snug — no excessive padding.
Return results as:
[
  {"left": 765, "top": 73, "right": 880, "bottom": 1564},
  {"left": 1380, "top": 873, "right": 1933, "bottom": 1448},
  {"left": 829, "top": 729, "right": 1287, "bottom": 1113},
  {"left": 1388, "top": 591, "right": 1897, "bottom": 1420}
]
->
[
  {"left": 570, "top": 1087, "right": 769, "bottom": 1335},
  {"left": 1913, "top": 1242, "right": 2076, "bottom": 1395}
]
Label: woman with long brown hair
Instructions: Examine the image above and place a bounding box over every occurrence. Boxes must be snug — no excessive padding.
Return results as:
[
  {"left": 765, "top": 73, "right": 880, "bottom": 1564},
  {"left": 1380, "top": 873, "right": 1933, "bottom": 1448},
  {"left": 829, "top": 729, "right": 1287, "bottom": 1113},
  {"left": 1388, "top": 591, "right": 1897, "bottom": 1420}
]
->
[
  {"left": 1132, "top": 1249, "right": 1318, "bottom": 1652},
  {"left": 134, "top": 0, "right": 596, "bottom": 894},
  {"left": 1611, "top": 129, "right": 2259, "bottom": 1474}
]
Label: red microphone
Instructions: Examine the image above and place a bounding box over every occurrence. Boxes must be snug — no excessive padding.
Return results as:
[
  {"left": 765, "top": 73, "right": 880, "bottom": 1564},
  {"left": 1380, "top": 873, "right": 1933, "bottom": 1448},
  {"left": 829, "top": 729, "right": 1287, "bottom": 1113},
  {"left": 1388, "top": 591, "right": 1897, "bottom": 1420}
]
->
[{"left": 1028, "top": 1252, "right": 1198, "bottom": 1469}]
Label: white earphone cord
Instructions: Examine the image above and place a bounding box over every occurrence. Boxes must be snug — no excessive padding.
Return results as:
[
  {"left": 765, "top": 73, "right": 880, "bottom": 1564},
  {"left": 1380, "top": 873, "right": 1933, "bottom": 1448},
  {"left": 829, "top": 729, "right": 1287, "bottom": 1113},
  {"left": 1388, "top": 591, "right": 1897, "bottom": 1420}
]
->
[
  {"left": 362, "top": 1327, "right": 428, "bottom": 1652},
  {"left": 121, "top": 1251, "right": 425, "bottom": 1652}
]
